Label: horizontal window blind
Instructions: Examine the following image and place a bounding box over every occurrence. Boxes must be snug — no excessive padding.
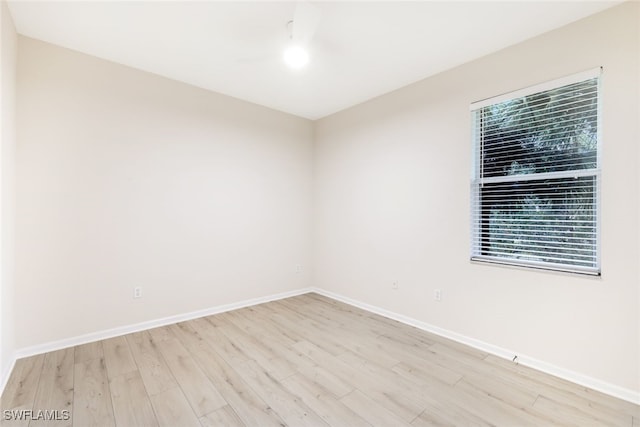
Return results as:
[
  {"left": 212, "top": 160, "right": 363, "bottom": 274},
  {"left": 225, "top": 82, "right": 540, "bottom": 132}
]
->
[{"left": 471, "top": 70, "right": 601, "bottom": 275}]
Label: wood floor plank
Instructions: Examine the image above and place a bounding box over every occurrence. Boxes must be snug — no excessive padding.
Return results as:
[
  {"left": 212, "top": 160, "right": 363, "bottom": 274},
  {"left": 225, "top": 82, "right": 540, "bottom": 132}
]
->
[
  {"left": 72, "top": 358, "right": 115, "bottom": 427},
  {"left": 149, "top": 387, "right": 200, "bottom": 427},
  {"left": 546, "top": 381, "right": 639, "bottom": 423},
  {"left": 306, "top": 294, "right": 437, "bottom": 345},
  {"left": 377, "top": 330, "right": 437, "bottom": 351},
  {"left": 1, "top": 355, "right": 45, "bottom": 410},
  {"left": 102, "top": 336, "right": 137, "bottom": 379},
  {"left": 448, "top": 368, "right": 539, "bottom": 408},
  {"left": 203, "top": 312, "right": 236, "bottom": 329},
  {"left": 295, "top": 340, "right": 426, "bottom": 422},
  {"left": 340, "top": 389, "right": 412, "bottom": 427},
  {"left": 483, "top": 354, "right": 640, "bottom": 418},
  {"left": 191, "top": 347, "right": 286, "bottom": 427},
  {"left": 109, "top": 370, "right": 158, "bottom": 427},
  {"left": 126, "top": 330, "right": 159, "bottom": 355},
  {"left": 0, "top": 354, "right": 45, "bottom": 427},
  {"left": 223, "top": 308, "right": 317, "bottom": 372},
  {"left": 400, "top": 365, "right": 512, "bottom": 427},
  {"left": 336, "top": 350, "right": 429, "bottom": 422},
  {"left": 175, "top": 317, "right": 293, "bottom": 426},
  {"left": 199, "top": 405, "right": 246, "bottom": 427},
  {"left": 288, "top": 297, "right": 382, "bottom": 342},
  {"left": 295, "top": 364, "right": 354, "bottom": 399},
  {"left": 428, "top": 340, "right": 488, "bottom": 363},
  {"left": 189, "top": 317, "right": 251, "bottom": 366},
  {"left": 535, "top": 386, "right": 638, "bottom": 425},
  {"left": 154, "top": 336, "right": 226, "bottom": 417},
  {"left": 169, "top": 321, "right": 215, "bottom": 353},
  {"left": 393, "top": 336, "right": 533, "bottom": 395},
  {"left": 270, "top": 301, "right": 349, "bottom": 356},
  {"left": 217, "top": 323, "right": 297, "bottom": 380},
  {"left": 74, "top": 342, "right": 104, "bottom": 364},
  {"left": 532, "top": 394, "right": 631, "bottom": 427},
  {"left": 395, "top": 351, "right": 462, "bottom": 383},
  {"left": 276, "top": 295, "right": 314, "bottom": 312},
  {"left": 281, "top": 373, "right": 371, "bottom": 427},
  {"left": 411, "top": 384, "right": 499, "bottom": 427},
  {"left": 321, "top": 327, "right": 401, "bottom": 369},
  {"left": 291, "top": 293, "right": 321, "bottom": 305},
  {"left": 283, "top": 298, "right": 350, "bottom": 331},
  {"left": 453, "top": 378, "right": 556, "bottom": 426},
  {"left": 410, "top": 396, "right": 494, "bottom": 427},
  {"left": 235, "top": 305, "right": 300, "bottom": 347},
  {"left": 411, "top": 401, "right": 494, "bottom": 427},
  {"left": 125, "top": 336, "right": 177, "bottom": 396},
  {"left": 234, "top": 359, "right": 329, "bottom": 426},
  {"left": 300, "top": 302, "right": 448, "bottom": 373},
  {"left": 30, "top": 348, "right": 74, "bottom": 427},
  {"left": 147, "top": 325, "right": 175, "bottom": 343}
]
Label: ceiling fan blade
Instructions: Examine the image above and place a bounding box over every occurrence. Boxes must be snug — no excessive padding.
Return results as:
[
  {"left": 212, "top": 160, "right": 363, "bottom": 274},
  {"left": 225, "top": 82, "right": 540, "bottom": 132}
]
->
[
  {"left": 291, "top": 2, "right": 321, "bottom": 43},
  {"left": 235, "top": 54, "right": 274, "bottom": 64}
]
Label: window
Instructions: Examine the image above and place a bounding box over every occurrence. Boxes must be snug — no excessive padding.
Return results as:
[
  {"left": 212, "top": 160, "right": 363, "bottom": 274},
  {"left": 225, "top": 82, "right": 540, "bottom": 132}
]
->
[{"left": 470, "top": 69, "right": 601, "bottom": 275}]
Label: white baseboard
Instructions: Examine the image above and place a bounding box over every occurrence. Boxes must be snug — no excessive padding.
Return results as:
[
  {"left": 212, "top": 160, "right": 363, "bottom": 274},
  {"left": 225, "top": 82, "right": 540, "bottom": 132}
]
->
[
  {"left": 14, "top": 287, "right": 313, "bottom": 360},
  {"left": 311, "top": 288, "right": 640, "bottom": 406}
]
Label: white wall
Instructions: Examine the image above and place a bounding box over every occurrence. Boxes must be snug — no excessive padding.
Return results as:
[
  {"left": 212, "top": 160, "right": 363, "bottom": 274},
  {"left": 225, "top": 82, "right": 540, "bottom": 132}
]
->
[
  {"left": 15, "top": 37, "right": 314, "bottom": 349},
  {"left": 0, "top": 0, "right": 17, "bottom": 390},
  {"left": 314, "top": 2, "right": 639, "bottom": 396}
]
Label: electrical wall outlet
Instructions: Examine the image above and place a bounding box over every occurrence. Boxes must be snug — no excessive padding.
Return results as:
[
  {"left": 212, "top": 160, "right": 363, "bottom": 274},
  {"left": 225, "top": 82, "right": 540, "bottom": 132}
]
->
[
  {"left": 133, "top": 287, "right": 142, "bottom": 299},
  {"left": 434, "top": 289, "right": 442, "bottom": 301},
  {"left": 295, "top": 264, "right": 302, "bottom": 274},
  {"left": 392, "top": 281, "right": 398, "bottom": 290}
]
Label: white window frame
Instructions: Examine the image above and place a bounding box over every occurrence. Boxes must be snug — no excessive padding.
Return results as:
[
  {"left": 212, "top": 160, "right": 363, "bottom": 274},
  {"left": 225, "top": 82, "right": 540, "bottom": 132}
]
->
[{"left": 470, "top": 68, "right": 602, "bottom": 275}]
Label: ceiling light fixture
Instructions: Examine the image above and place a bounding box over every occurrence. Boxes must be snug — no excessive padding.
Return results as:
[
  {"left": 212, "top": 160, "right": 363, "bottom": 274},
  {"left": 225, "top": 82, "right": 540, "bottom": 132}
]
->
[
  {"left": 284, "top": 19, "right": 310, "bottom": 70},
  {"left": 283, "top": 44, "right": 309, "bottom": 69}
]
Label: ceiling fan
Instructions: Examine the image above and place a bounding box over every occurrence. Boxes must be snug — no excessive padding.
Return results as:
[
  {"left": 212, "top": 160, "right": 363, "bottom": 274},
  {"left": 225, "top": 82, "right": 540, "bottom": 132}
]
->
[
  {"left": 235, "top": 2, "right": 322, "bottom": 69},
  {"left": 283, "top": 2, "right": 322, "bottom": 69}
]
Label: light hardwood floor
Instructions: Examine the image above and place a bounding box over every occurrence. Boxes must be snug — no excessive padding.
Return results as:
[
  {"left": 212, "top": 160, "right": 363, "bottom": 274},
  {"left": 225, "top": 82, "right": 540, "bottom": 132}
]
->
[{"left": 1, "top": 293, "right": 638, "bottom": 426}]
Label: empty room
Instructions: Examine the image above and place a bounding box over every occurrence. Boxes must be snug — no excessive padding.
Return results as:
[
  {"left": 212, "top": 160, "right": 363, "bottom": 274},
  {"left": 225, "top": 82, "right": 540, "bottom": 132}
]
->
[{"left": 1, "top": 0, "right": 639, "bottom": 425}]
